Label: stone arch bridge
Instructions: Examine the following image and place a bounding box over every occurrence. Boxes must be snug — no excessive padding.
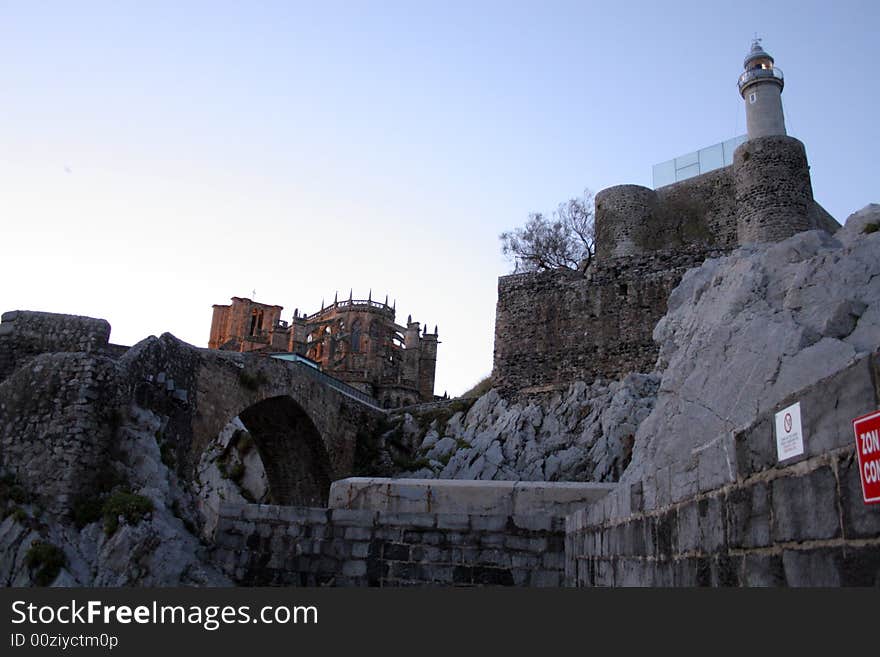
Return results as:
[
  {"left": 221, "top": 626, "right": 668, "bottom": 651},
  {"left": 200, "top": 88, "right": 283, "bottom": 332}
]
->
[{"left": 0, "top": 311, "right": 386, "bottom": 513}]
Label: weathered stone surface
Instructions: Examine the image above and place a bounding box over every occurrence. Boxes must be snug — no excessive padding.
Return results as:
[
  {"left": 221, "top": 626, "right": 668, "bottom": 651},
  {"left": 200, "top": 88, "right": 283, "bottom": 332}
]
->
[
  {"left": 329, "top": 477, "right": 614, "bottom": 516},
  {"left": 212, "top": 502, "right": 566, "bottom": 588},
  {"left": 384, "top": 375, "right": 658, "bottom": 483},
  {"left": 624, "top": 220, "right": 880, "bottom": 485}
]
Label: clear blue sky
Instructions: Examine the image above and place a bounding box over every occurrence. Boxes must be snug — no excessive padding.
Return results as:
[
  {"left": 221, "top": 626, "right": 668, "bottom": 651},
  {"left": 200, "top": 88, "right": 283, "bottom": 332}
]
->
[{"left": 1, "top": 1, "right": 877, "bottom": 396}]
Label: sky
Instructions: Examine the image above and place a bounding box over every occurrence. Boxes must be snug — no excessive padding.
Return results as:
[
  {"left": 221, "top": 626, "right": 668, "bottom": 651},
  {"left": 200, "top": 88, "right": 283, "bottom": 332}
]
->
[{"left": 1, "top": 1, "right": 878, "bottom": 396}]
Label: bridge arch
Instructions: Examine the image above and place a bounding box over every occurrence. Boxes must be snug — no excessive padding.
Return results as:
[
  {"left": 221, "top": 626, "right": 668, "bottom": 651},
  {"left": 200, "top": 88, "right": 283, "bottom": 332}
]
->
[{"left": 234, "top": 395, "right": 332, "bottom": 506}]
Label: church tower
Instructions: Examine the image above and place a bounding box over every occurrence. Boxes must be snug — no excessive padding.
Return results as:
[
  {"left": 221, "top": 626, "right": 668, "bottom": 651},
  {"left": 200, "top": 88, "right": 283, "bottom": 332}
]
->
[{"left": 738, "top": 39, "right": 786, "bottom": 139}]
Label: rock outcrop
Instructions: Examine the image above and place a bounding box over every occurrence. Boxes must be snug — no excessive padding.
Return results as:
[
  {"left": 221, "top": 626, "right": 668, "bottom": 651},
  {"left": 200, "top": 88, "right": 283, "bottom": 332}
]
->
[
  {"left": 379, "top": 373, "right": 659, "bottom": 482},
  {"left": 0, "top": 402, "right": 229, "bottom": 586},
  {"left": 623, "top": 205, "right": 880, "bottom": 485}
]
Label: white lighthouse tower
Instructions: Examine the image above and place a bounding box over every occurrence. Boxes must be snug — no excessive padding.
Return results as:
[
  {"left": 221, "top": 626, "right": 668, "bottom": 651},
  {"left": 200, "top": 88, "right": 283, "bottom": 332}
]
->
[{"left": 738, "top": 39, "right": 786, "bottom": 139}]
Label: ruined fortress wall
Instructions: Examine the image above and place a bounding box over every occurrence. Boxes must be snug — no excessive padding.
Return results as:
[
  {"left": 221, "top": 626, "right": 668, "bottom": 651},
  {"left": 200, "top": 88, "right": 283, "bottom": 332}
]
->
[
  {"left": 565, "top": 353, "right": 880, "bottom": 586},
  {"left": 213, "top": 504, "right": 565, "bottom": 587},
  {"left": 492, "top": 250, "right": 720, "bottom": 393},
  {"left": 0, "top": 351, "right": 118, "bottom": 514},
  {"left": 0, "top": 310, "right": 111, "bottom": 382}
]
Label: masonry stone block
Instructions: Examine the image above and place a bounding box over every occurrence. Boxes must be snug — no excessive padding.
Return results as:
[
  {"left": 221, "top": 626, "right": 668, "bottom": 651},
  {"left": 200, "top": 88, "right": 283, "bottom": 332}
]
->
[
  {"left": 382, "top": 542, "right": 411, "bottom": 562},
  {"left": 350, "top": 541, "right": 370, "bottom": 559},
  {"left": 528, "top": 569, "right": 561, "bottom": 588},
  {"left": 454, "top": 547, "right": 480, "bottom": 564},
  {"left": 771, "top": 466, "right": 841, "bottom": 543},
  {"left": 478, "top": 533, "right": 505, "bottom": 548},
  {"left": 512, "top": 514, "right": 552, "bottom": 532},
  {"left": 782, "top": 549, "right": 842, "bottom": 587},
  {"left": 331, "top": 509, "right": 377, "bottom": 526},
  {"left": 341, "top": 560, "right": 367, "bottom": 578},
  {"left": 379, "top": 512, "right": 436, "bottom": 528},
  {"left": 838, "top": 452, "right": 880, "bottom": 540},
  {"left": 435, "top": 513, "right": 470, "bottom": 530},
  {"left": 479, "top": 548, "right": 513, "bottom": 567},
  {"left": 742, "top": 554, "right": 786, "bottom": 587},
  {"left": 542, "top": 551, "right": 565, "bottom": 570},
  {"left": 676, "top": 503, "right": 700, "bottom": 554},
  {"left": 697, "top": 495, "right": 728, "bottom": 553},
  {"left": 343, "top": 526, "right": 372, "bottom": 541},
  {"left": 726, "top": 482, "right": 771, "bottom": 549},
  {"left": 471, "top": 515, "right": 509, "bottom": 532}
]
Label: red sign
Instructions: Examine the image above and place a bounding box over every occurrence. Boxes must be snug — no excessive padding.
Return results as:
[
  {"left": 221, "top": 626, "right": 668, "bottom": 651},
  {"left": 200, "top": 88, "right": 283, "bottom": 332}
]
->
[{"left": 852, "top": 410, "right": 880, "bottom": 504}]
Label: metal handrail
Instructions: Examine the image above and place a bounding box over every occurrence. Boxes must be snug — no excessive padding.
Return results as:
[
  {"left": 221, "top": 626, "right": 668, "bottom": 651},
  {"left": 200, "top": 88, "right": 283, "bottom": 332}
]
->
[
  {"left": 738, "top": 66, "right": 784, "bottom": 91},
  {"left": 291, "top": 361, "right": 385, "bottom": 410}
]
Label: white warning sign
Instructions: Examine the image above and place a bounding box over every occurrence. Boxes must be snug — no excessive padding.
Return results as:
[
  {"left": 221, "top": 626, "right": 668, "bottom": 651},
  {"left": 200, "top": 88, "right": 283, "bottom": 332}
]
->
[{"left": 775, "top": 401, "right": 805, "bottom": 461}]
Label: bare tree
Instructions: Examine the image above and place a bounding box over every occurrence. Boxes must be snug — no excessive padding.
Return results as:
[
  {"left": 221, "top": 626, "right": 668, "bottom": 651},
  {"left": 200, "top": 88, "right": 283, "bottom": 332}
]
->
[{"left": 500, "top": 189, "right": 595, "bottom": 273}]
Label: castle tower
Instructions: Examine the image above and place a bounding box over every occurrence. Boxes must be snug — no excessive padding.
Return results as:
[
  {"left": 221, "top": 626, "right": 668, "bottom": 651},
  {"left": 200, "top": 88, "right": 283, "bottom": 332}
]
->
[
  {"left": 738, "top": 39, "right": 786, "bottom": 139},
  {"left": 418, "top": 326, "right": 439, "bottom": 402},
  {"left": 733, "top": 40, "right": 817, "bottom": 244}
]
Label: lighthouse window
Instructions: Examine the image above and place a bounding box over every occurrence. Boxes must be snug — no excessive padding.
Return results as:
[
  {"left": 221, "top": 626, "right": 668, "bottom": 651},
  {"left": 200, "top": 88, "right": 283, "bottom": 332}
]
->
[{"left": 749, "top": 92, "right": 757, "bottom": 104}]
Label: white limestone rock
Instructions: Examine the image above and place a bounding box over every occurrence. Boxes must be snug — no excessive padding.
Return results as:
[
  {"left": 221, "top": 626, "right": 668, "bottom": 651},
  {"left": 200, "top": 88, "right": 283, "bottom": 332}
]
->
[
  {"left": 624, "top": 212, "right": 880, "bottom": 484},
  {"left": 400, "top": 373, "right": 659, "bottom": 483}
]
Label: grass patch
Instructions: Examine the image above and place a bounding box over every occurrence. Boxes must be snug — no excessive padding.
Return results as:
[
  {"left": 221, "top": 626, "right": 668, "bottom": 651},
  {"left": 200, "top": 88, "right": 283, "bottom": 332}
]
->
[
  {"left": 70, "top": 468, "right": 127, "bottom": 529},
  {"left": 416, "top": 398, "right": 476, "bottom": 435},
  {"left": 863, "top": 222, "right": 879, "bottom": 234},
  {"left": 0, "top": 473, "right": 31, "bottom": 507},
  {"left": 391, "top": 454, "right": 433, "bottom": 472},
  {"left": 226, "top": 462, "right": 245, "bottom": 483},
  {"left": 234, "top": 431, "right": 255, "bottom": 454},
  {"left": 25, "top": 541, "right": 66, "bottom": 587},
  {"left": 459, "top": 375, "right": 494, "bottom": 399},
  {"left": 101, "top": 490, "right": 154, "bottom": 536}
]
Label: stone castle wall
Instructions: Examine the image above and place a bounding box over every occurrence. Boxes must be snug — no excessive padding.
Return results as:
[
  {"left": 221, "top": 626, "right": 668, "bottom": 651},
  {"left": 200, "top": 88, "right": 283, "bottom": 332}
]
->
[
  {"left": 494, "top": 136, "right": 837, "bottom": 395},
  {"left": 212, "top": 504, "right": 565, "bottom": 587},
  {"left": 565, "top": 352, "right": 880, "bottom": 586},
  {"left": 493, "top": 248, "right": 724, "bottom": 394},
  {"left": 734, "top": 136, "right": 817, "bottom": 243},
  {"left": 594, "top": 167, "right": 739, "bottom": 261},
  {"left": 0, "top": 310, "right": 111, "bottom": 383},
  {"left": 0, "top": 351, "right": 119, "bottom": 513}
]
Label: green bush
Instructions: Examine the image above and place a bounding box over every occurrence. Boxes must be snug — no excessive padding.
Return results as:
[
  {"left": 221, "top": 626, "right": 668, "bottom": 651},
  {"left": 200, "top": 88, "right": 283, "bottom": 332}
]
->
[
  {"left": 227, "top": 462, "right": 246, "bottom": 483},
  {"left": 101, "top": 491, "right": 154, "bottom": 536},
  {"left": 71, "top": 494, "right": 104, "bottom": 529},
  {"left": 25, "top": 541, "right": 66, "bottom": 587},
  {"left": 0, "top": 473, "right": 30, "bottom": 507},
  {"left": 863, "top": 222, "right": 879, "bottom": 234}
]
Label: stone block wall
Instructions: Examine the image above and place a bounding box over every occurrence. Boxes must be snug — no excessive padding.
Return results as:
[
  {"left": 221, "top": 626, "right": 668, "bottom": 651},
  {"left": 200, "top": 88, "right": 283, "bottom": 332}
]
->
[
  {"left": 492, "top": 248, "right": 723, "bottom": 394},
  {"left": 565, "top": 353, "right": 880, "bottom": 586},
  {"left": 212, "top": 504, "right": 565, "bottom": 587},
  {"left": 594, "top": 168, "right": 738, "bottom": 261},
  {"left": 0, "top": 310, "right": 111, "bottom": 383},
  {"left": 0, "top": 351, "right": 118, "bottom": 513}
]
